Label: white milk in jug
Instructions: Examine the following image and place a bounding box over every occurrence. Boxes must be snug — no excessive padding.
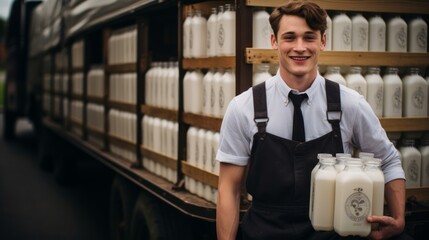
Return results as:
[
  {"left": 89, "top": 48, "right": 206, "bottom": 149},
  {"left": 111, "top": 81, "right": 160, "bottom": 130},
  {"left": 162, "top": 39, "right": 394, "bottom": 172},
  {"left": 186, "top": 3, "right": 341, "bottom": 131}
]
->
[
  {"left": 369, "top": 15, "right": 386, "bottom": 52},
  {"left": 309, "top": 153, "right": 333, "bottom": 220},
  {"left": 219, "top": 69, "right": 236, "bottom": 117},
  {"left": 408, "top": 17, "right": 427, "bottom": 53},
  {"left": 203, "top": 70, "right": 215, "bottom": 116},
  {"left": 402, "top": 68, "right": 428, "bottom": 117},
  {"left": 326, "top": 15, "right": 332, "bottom": 51},
  {"left": 324, "top": 66, "right": 346, "bottom": 86},
  {"left": 207, "top": 8, "right": 217, "bottom": 57},
  {"left": 212, "top": 69, "right": 224, "bottom": 117},
  {"left": 346, "top": 66, "right": 367, "bottom": 99},
  {"left": 253, "top": 64, "right": 273, "bottom": 86},
  {"left": 364, "top": 158, "right": 385, "bottom": 229},
  {"left": 219, "top": 4, "right": 236, "bottom": 56},
  {"left": 383, "top": 67, "right": 403, "bottom": 117},
  {"left": 334, "top": 158, "right": 373, "bottom": 237},
  {"left": 183, "top": 10, "right": 193, "bottom": 58},
  {"left": 365, "top": 67, "right": 384, "bottom": 117},
  {"left": 311, "top": 157, "right": 337, "bottom": 231},
  {"left": 190, "top": 10, "right": 207, "bottom": 58},
  {"left": 215, "top": 5, "right": 224, "bottom": 56},
  {"left": 333, "top": 13, "right": 352, "bottom": 51},
  {"left": 387, "top": 16, "right": 407, "bottom": 52},
  {"left": 253, "top": 8, "right": 271, "bottom": 49},
  {"left": 352, "top": 14, "right": 369, "bottom": 51},
  {"left": 400, "top": 139, "right": 422, "bottom": 188},
  {"left": 420, "top": 138, "right": 429, "bottom": 187}
]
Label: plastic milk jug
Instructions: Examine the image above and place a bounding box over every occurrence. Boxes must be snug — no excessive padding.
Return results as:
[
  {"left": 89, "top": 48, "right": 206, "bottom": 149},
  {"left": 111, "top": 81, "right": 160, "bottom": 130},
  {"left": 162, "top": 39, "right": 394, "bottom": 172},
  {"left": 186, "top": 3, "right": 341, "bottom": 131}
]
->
[
  {"left": 400, "top": 139, "right": 422, "bottom": 188},
  {"left": 408, "top": 17, "right": 427, "bottom": 53},
  {"left": 365, "top": 67, "right": 384, "bottom": 117},
  {"left": 369, "top": 15, "right": 386, "bottom": 52},
  {"left": 387, "top": 16, "right": 407, "bottom": 52},
  {"left": 383, "top": 67, "right": 403, "bottom": 117},
  {"left": 333, "top": 13, "right": 352, "bottom": 51}
]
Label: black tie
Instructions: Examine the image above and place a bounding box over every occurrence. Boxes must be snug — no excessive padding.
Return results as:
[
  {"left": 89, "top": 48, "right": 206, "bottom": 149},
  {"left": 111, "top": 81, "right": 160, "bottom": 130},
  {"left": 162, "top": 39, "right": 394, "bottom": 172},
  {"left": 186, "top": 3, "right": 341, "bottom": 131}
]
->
[{"left": 288, "top": 92, "right": 308, "bottom": 142}]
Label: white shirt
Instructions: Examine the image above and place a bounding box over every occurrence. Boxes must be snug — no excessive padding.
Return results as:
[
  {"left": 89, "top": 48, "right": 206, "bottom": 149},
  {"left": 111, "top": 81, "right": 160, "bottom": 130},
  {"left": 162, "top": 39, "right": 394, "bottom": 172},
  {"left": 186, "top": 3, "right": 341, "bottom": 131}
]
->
[{"left": 216, "top": 72, "right": 405, "bottom": 183}]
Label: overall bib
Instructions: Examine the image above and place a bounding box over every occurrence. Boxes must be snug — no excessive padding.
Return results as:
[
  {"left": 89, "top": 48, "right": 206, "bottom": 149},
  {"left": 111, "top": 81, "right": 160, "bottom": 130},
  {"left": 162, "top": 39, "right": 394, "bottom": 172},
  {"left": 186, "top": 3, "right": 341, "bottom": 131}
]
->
[{"left": 241, "top": 80, "right": 345, "bottom": 240}]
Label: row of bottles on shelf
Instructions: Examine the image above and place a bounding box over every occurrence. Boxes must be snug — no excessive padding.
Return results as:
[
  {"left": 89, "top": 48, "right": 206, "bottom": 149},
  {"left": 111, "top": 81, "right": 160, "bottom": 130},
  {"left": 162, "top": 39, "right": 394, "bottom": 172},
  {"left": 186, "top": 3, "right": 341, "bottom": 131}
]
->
[
  {"left": 183, "top": 69, "right": 236, "bottom": 118},
  {"left": 87, "top": 67, "right": 104, "bottom": 98},
  {"left": 108, "top": 109, "right": 137, "bottom": 163},
  {"left": 183, "top": 3, "right": 236, "bottom": 58},
  {"left": 142, "top": 116, "right": 179, "bottom": 183},
  {"left": 144, "top": 61, "right": 179, "bottom": 110},
  {"left": 109, "top": 73, "right": 137, "bottom": 104},
  {"left": 310, "top": 152, "right": 384, "bottom": 236},
  {"left": 323, "top": 66, "right": 428, "bottom": 117},
  {"left": 186, "top": 127, "right": 220, "bottom": 204},
  {"left": 72, "top": 72, "right": 84, "bottom": 95},
  {"left": 108, "top": 26, "right": 137, "bottom": 65},
  {"left": 72, "top": 40, "right": 84, "bottom": 68},
  {"left": 397, "top": 138, "right": 429, "bottom": 188},
  {"left": 327, "top": 13, "right": 427, "bottom": 52},
  {"left": 52, "top": 74, "right": 68, "bottom": 94},
  {"left": 86, "top": 103, "right": 105, "bottom": 133}
]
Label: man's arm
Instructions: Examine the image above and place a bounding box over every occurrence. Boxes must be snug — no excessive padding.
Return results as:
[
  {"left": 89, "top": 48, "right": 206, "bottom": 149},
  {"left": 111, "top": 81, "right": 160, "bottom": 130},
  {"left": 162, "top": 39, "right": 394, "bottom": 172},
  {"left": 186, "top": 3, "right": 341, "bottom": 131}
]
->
[
  {"left": 217, "top": 162, "right": 246, "bottom": 240},
  {"left": 368, "top": 179, "right": 406, "bottom": 240}
]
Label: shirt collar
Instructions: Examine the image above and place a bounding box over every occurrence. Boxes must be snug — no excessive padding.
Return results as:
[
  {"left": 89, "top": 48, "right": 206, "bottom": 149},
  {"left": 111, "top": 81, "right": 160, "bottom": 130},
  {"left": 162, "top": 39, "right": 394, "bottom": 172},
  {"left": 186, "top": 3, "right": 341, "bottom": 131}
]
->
[{"left": 275, "top": 71, "right": 323, "bottom": 107}]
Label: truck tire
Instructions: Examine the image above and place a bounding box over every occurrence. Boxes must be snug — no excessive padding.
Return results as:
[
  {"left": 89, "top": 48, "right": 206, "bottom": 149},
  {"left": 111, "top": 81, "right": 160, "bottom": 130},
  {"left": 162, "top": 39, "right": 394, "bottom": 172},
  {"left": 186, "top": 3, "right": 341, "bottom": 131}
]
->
[
  {"left": 129, "top": 192, "right": 193, "bottom": 240},
  {"left": 110, "top": 175, "right": 138, "bottom": 240},
  {"left": 3, "top": 110, "right": 16, "bottom": 140}
]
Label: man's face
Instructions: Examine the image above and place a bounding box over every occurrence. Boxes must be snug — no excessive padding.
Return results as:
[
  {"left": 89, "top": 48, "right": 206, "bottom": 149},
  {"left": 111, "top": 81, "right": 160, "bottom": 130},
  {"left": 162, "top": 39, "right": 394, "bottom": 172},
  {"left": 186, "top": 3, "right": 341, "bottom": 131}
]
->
[{"left": 271, "top": 15, "right": 326, "bottom": 79}]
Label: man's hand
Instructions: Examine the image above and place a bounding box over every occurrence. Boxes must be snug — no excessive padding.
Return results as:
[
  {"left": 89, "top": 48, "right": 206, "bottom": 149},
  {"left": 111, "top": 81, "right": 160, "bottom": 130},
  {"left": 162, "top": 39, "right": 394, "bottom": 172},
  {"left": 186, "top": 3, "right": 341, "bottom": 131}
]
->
[{"left": 367, "top": 215, "right": 405, "bottom": 240}]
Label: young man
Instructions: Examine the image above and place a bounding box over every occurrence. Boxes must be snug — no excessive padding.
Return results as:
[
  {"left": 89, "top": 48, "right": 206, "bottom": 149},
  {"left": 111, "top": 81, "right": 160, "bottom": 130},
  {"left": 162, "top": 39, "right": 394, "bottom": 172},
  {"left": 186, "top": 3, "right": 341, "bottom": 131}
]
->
[{"left": 216, "top": 1, "right": 407, "bottom": 240}]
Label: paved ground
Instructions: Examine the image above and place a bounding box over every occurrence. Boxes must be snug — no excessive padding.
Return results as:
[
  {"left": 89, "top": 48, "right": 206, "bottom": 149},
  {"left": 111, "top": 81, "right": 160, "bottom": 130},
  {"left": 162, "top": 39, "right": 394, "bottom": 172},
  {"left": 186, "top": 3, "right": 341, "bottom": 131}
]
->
[{"left": 0, "top": 115, "right": 112, "bottom": 240}]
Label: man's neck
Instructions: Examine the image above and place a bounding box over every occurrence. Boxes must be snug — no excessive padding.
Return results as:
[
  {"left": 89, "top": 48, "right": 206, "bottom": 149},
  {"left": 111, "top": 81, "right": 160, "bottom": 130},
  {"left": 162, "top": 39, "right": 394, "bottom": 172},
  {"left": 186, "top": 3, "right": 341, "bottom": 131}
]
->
[{"left": 280, "top": 70, "right": 318, "bottom": 92}]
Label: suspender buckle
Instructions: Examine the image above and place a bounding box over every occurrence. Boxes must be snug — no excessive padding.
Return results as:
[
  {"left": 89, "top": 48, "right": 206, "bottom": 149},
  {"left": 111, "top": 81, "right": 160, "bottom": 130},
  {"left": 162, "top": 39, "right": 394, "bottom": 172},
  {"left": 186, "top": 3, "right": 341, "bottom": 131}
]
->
[
  {"left": 326, "top": 111, "right": 342, "bottom": 122},
  {"left": 254, "top": 117, "right": 269, "bottom": 125},
  {"left": 254, "top": 117, "right": 269, "bottom": 140}
]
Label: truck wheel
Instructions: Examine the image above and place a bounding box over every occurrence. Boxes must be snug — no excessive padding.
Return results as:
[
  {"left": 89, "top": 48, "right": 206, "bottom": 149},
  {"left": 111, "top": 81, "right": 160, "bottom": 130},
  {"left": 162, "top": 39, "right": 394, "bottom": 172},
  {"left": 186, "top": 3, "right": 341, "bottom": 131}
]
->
[
  {"left": 129, "top": 192, "right": 193, "bottom": 240},
  {"left": 110, "top": 176, "right": 138, "bottom": 240},
  {"left": 3, "top": 110, "right": 16, "bottom": 140}
]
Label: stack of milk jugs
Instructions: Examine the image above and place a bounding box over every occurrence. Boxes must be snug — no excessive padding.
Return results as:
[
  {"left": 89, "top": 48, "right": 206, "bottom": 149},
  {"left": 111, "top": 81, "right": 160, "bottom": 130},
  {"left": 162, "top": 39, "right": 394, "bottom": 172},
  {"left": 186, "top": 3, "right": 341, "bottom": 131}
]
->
[
  {"left": 86, "top": 67, "right": 105, "bottom": 148},
  {"left": 398, "top": 136, "right": 429, "bottom": 189},
  {"left": 70, "top": 40, "right": 85, "bottom": 136},
  {"left": 323, "top": 66, "right": 428, "bottom": 118},
  {"left": 143, "top": 61, "right": 179, "bottom": 182},
  {"left": 108, "top": 109, "right": 137, "bottom": 163},
  {"left": 326, "top": 13, "right": 427, "bottom": 53},
  {"left": 185, "top": 127, "right": 220, "bottom": 204},
  {"left": 107, "top": 26, "right": 137, "bottom": 65},
  {"left": 310, "top": 152, "right": 384, "bottom": 237}
]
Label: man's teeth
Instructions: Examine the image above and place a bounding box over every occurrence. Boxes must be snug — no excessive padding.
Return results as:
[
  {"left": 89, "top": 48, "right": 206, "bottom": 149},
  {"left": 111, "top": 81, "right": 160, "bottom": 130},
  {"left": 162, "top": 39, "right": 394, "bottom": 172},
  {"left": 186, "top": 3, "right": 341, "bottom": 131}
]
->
[{"left": 291, "top": 57, "right": 308, "bottom": 60}]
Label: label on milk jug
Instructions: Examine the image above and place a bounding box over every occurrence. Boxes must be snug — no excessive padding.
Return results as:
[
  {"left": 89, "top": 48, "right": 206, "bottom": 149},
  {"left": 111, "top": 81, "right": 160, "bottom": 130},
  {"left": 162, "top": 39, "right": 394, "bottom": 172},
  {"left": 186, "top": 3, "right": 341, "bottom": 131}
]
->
[
  {"left": 407, "top": 159, "right": 419, "bottom": 182},
  {"left": 412, "top": 86, "right": 424, "bottom": 109},
  {"left": 396, "top": 27, "right": 407, "bottom": 48},
  {"left": 345, "top": 188, "right": 371, "bottom": 222}
]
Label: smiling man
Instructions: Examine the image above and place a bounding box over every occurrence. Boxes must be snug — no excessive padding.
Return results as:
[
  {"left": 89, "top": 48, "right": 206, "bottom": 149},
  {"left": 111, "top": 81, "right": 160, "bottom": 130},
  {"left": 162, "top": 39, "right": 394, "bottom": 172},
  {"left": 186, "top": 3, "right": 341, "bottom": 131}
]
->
[{"left": 216, "top": 1, "right": 408, "bottom": 240}]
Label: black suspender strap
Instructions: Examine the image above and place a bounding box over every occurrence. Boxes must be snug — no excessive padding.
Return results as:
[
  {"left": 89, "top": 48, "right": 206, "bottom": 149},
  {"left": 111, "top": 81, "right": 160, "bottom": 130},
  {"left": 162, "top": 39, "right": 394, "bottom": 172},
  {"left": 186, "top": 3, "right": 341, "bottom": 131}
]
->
[
  {"left": 252, "top": 82, "right": 269, "bottom": 140},
  {"left": 325, "top": 79, "right": 344, "bottom": 153}
]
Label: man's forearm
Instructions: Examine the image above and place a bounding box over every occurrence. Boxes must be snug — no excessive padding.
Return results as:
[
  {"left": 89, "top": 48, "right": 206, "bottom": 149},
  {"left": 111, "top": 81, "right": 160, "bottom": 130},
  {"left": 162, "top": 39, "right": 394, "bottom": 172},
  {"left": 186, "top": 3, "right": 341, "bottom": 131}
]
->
[
  {"left": 216, "top": 190, "right": 241, "bottom": 240},
  {"left": 385, "top": 179, "right": 406, "bottom": 227}
]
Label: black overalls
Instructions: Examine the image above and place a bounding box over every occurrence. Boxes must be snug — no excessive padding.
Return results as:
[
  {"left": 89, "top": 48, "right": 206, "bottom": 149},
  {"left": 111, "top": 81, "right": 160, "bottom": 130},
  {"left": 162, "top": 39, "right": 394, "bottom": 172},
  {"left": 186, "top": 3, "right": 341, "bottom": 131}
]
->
[{"left": 241, "top": 80, "right": 345, "bottom": 240}]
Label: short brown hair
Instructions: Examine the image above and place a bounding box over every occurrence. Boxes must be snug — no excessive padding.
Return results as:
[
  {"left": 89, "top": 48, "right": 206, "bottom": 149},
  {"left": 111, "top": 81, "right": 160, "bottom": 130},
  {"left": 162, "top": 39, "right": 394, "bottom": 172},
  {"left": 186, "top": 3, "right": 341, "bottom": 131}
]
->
[{"left": 269, "top": 1, "right": 327, "bottom": 39}]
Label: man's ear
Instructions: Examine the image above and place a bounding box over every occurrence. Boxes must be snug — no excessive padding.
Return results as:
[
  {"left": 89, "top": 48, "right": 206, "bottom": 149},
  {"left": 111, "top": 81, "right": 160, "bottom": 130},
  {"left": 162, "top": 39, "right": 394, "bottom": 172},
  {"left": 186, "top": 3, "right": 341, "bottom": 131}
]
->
[{"left": 271, "top": 33, "right": 278, "bottom": 49}]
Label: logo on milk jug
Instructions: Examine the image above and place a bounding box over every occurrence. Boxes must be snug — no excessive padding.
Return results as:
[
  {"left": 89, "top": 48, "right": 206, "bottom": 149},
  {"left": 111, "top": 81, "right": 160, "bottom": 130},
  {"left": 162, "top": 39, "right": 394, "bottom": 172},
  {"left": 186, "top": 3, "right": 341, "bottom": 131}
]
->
[
  {"left": 345, "top": 188, "right": 370, "bottom": 222},
  {"left": 412, "top": 87, "right": 424, "bottom": 109}
]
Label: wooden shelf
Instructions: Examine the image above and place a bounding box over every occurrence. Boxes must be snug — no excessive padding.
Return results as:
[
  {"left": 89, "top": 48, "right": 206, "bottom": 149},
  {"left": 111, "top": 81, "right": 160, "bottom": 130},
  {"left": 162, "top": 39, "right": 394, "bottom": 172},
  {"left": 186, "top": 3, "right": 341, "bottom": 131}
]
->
[
  {"left": 141, "top": 105, "right": 178, "bottom": 121},
  {"left": 108, "top": 134, "right": 136, "bottom": 152},
  {"left": 246, "top": 0, "right": 429, "bottom": 14},
  {"left": 181, "top": 161, "right": 218, "bottom": 189},
  {"left": 183, "top": 112, "right": 223, "bottom": 132},
  {"left": 106, "top": 63, "right": 137, "bottom": 73},
  {"left": 87, "top": 96, "right": 104, "bottom": 105},
  {"left": 87, "top": 127, "right": 104, "bottom": 139},
  {"left": 183, "top": 56, "right": 235, "bottom": 69},
  {"left": 406, "top": 187, "right": 429, "bottom": 202},
  {"left": 379, "top": 117, "right": 429, "bottom": 132},
  {"left": 71, "top": 67, "right": 84, "bottom": 73},
  {"left": 141, "top": 146, "right": 177, "bottom": 170},
  {"left": 71, "top": 94, "right": 84, "bottom": 100},
  {"left": 108, "top": 101, "right": 136, "bottom": 112},
  {"left": 246, "top": 48, "right": 429, "bottom": 66}
]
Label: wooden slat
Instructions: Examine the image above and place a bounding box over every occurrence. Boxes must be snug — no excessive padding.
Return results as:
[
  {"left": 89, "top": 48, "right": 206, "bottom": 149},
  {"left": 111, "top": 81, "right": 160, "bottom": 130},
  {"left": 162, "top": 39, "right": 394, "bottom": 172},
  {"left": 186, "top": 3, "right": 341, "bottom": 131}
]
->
[
  {"left": 246, "top": 48, "right": 429, "bottom": 66},
  {"left": 183, "top": 112, "right": 223, "bottom": 132},
  {"left": 108, "top": 134, "right": 136, "bottom": 152},
  {"left": 108, "top": 101, "right": 136, "bottom": 113},
  {"left": 246, "top": 0, "right": 429, "bottom": 14},
  {"left": 87, "top": 96, "right": 104, "bottom": 104},
  {"left": 72, "top": 94, "right": 84, "bottom": 100},
  {"left": 141, "top": 146, "right": 178, "bottom": 170},
  {"left": 182, "top": 57, "right": 235, "bottom": 69},
  {"left": 181, "top": 161, "right": 219, "bottom": 188},
  {"left": 106, "top": 63, "right": 137, "bottom": 73},
  {"left": 406, "top": 187, "right": 429, "bottom": 202},
  {"left": 87, "top": 126, "right": 104, "bottom": 139},
  {"left": 379, "top": 117, "right": 429, "bottom": 132},
  {"left": 141, "top": 105, "right": 178, "bottom": 121}
]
